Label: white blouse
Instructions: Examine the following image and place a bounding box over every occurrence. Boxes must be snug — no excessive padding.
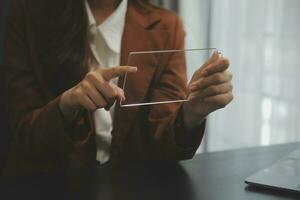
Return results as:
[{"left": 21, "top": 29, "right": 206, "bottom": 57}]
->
[{"left": 85, "top": 0, "right": 128, "bottom": 164}]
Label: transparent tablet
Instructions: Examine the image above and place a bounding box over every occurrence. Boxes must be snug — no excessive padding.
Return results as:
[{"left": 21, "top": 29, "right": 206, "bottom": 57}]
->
[{"left": 120, "top": 48, "right": 218, "bottom": 107}]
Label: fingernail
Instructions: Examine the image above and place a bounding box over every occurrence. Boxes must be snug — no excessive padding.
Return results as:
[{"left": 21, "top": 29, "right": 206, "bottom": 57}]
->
[
  {"left": 119, "top": 92, "right": 126, "bottom": 101},
  {"left": 209, "top": 51, "right": 218, "bottom": 60},
  {"left": 129, "top": 67, "right": 138, "bottom": 72}
]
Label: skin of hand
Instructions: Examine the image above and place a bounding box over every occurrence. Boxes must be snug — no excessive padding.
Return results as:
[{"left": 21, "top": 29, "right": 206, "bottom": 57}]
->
[
  {"left": 59, "top": 66, "right": 137, "bottom": 121},
  {"left": 183, "top": 51, "right": 234, "bottom": 131}
]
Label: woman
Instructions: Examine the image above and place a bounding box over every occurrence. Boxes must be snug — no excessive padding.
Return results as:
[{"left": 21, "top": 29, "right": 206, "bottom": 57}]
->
[{"left": 4, "top": 0, "right": 233, "bottom": 174}]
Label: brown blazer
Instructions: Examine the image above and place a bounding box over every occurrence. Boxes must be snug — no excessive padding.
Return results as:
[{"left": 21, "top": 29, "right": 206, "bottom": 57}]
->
[{"left": 4, "top": 0, "right": 206, "bottom": 175}]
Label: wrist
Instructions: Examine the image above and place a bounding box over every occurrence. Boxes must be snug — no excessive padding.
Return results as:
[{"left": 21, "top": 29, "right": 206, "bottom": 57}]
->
[{"left": 183, "top": 102, "right": 207, "bottom": 131}]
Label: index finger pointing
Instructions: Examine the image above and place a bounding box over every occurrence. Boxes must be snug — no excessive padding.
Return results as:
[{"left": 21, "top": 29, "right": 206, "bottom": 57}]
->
[{"left": 102, "top": 66, "right": 138, "bottom": 81}]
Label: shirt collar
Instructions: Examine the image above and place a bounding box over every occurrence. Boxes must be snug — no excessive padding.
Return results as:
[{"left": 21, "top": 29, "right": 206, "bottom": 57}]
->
[{"left": 85, "top": 0, "right": 128, "bottom": 53}]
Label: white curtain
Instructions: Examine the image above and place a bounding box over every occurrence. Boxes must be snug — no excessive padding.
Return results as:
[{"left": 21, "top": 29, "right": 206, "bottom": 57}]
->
[
  {"left": 210, "top": 0, "right": 300, "bottom": 151},
  {"left": 178, "top": 0, "right": 300, "bottom": 152}
]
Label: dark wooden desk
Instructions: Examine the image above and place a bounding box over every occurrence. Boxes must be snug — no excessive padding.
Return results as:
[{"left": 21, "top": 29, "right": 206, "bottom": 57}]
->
[{"left": 1, "top": 143, "right": 300, "bottom": 200}]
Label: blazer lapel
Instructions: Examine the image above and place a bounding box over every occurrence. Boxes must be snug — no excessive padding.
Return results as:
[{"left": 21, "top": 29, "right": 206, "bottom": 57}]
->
[{"left": 113, "top": 2, "right": 171, "bottom": 139}]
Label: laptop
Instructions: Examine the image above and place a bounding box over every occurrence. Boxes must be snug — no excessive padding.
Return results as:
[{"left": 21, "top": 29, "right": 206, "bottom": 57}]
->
[{"left": 245, "top": 149, "right": 300, "bottom": 193}]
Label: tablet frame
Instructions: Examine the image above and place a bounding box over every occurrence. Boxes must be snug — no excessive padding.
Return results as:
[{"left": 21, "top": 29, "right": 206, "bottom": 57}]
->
[{"left": 120, "top": 48, "right": 218, "bottom": 107}]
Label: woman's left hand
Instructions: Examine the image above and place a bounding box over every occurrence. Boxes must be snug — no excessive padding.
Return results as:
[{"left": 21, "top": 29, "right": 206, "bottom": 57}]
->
[{"left": 183, "top": 51, "right": 233, "bottom": 130}]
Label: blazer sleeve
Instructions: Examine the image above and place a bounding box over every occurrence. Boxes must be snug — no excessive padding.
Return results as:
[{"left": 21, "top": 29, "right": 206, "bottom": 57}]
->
[
  {"left": 4, "top": 0, "right": 92, "bottom": 168},
  {"left": 147, "top": 15, "right": 206, "bottom": 160}
]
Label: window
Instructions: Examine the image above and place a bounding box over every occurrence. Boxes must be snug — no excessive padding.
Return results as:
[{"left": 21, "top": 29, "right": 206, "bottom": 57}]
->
[{"left": 159, "top": 0, "right": 300, "bottom": 152}]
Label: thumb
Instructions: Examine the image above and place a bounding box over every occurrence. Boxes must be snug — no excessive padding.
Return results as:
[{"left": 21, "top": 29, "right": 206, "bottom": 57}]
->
[
  {"left": 192, "top": 51, "right": 220, "bottom": 79},
  {"left": 200, "top": 50, "right": 220, "bottom": 71},
  {"left": 189, "top": 51, "right": 220, "bottom": 83}
]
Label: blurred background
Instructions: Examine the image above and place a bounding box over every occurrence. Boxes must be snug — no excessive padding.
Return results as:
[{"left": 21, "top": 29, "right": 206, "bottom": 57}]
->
[{"left": 153, "top": 0, "right": 300, "bottom": 153}]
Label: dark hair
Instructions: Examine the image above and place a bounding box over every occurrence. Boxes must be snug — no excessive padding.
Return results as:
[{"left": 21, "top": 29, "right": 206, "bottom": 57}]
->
[
  {"left": 33, "top": 0, "right": 88, "bottom": 93},
  {"left": 37, "top": 0, "right": 150, "bottom": 94}
]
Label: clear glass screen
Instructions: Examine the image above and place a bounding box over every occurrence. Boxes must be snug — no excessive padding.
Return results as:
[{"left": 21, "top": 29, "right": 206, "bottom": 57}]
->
[{"left": 120, "top": 48, "right": 218, "bottom": 107}]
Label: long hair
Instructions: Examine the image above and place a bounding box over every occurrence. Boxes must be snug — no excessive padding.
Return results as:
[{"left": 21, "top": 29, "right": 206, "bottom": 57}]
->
[
  {"left": 32, "top": 0, "right": 89, "bottom": 94},
  {"left": 36, "top": 0, "right": 150, "bottom": 94}
]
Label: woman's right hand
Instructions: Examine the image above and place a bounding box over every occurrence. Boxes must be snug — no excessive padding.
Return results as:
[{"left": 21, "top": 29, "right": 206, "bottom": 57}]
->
[{"left": 59, "top": 66, "right": 137, "bottom": 121}]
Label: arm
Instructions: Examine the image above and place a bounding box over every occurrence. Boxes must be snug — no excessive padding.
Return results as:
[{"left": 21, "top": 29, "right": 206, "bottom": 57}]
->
[
  {"left": 5, "top": 0, "right": 137, "bottom": 172},
  {"left": 146, "top": 16, "right": 205, "bottom": 160},
  {"left": 4, "top": 0, "right": 92, "bottom": 170}
]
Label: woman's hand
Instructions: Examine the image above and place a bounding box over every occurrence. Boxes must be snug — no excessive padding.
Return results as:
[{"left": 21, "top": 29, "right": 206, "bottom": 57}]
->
[
  {"left": 183, "top": 51, "right": 233, "bottom": 131},
  {"left": 59, "top": 66, "right": 137, "bottom": 121}
]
